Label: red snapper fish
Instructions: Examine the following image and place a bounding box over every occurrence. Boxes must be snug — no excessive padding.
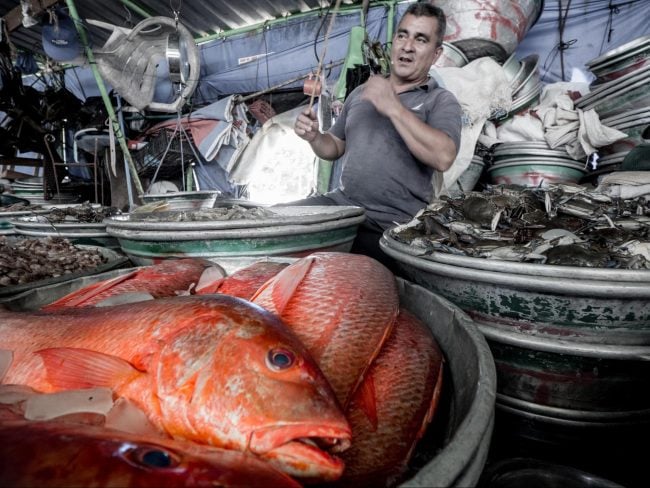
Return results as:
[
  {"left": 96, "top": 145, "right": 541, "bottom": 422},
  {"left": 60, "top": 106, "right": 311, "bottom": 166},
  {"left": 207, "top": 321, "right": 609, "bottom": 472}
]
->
[
  {"left": 0, "top": 295, "right": 351, "bottom": 481},
  {"left": 252, "top": 252, "right": 399, "bottom": 408},
  {"left": 205, "top": 261, "right": 290, "bottom": 299},
  {"left": 0, "top": 420, "right": 302, "bottom": 488},
  {"left": 338, "top": 309, "right": 445, "bottom": 487},
  {"left": 42, "top": 258, "right": 225, "bottom": 310}
]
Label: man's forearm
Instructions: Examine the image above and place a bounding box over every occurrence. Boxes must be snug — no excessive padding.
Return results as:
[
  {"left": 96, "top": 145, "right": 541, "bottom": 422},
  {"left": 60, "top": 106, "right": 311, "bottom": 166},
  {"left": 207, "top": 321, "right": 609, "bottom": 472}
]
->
[
  {"left": 309, "top": 132, "right": 345, "bottom": 161},
  {"left": 389, "top": 105, "right": 457, "bottom": 171}
]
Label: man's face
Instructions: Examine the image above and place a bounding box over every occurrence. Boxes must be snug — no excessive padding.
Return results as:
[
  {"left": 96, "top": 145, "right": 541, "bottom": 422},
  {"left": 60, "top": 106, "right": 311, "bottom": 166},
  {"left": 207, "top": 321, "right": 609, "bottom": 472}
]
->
[{"left": 390, "top": 14, "right": 443, "bottom": 84}]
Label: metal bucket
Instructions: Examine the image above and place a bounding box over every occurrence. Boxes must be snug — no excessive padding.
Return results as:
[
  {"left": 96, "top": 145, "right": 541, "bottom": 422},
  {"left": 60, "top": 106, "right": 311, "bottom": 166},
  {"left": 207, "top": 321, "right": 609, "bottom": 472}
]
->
[
  {"left": 1, "top": 266, "right": 497, "bottom": 487},
  {"left": 437, "top": 0, "right": 544, "bottom": 62},
  {"left": 380, "top": 233, "right": 650, "bottom": 480}
]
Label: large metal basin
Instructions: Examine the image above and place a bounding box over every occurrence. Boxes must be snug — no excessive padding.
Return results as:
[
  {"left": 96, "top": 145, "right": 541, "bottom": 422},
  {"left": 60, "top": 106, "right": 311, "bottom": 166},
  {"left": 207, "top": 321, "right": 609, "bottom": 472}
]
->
[
  {"left": 105, "top": 205, "right": 365, "bottom": 266},
  {"left": 10, "top": 216, "right": 119, "bottom": 250},
  {"left": 2, "top": 266, "right": 496, "bottom": 487},
  {"left": 381, "top": 233, "right": 650, "bottom": 429}
]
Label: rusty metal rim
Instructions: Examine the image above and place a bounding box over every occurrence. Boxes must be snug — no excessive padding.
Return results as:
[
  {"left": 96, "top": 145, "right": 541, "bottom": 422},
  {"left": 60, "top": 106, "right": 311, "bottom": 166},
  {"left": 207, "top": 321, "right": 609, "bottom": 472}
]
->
[
  {"left": 381, "top": 234, "right": 650, "bottom": 283},
  {"left": 380, "top": 246, "right": 650, "bottom": 298},
  {"left": 477, "top": 321, "right": 650, "bottom": 359},
  {"left": 497, "top": 394, "right": 650, "bottom": 423},
  {"left": 107, "top": 214, "right": 365, "bottom": 241},
  {"left": 105, "top": 205, "right": 365, "bottom": 231}
]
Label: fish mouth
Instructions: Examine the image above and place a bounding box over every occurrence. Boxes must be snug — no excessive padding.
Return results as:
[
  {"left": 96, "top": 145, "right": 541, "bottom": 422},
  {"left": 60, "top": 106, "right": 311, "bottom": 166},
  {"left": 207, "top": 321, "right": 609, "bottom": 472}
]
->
[{"left": 250, "top": 424, "right": 351, "bottom": 481}]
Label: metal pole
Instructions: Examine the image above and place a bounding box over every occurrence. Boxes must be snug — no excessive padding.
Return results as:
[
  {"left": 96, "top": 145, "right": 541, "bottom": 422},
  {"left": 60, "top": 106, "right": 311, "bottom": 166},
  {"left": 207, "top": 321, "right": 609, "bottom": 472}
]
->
[
  {"left": 115, "top": 95, "right": 135, "bottom": 209},
  {"left": 65, "top": 0, "right": 145, "bottom": 198}
]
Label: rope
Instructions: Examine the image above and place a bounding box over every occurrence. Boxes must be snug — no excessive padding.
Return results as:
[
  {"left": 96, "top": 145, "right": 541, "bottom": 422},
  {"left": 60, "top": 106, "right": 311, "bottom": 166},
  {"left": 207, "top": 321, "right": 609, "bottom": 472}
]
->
[{"left": 309, "top": 0, "right": 344, "bottom": 110}]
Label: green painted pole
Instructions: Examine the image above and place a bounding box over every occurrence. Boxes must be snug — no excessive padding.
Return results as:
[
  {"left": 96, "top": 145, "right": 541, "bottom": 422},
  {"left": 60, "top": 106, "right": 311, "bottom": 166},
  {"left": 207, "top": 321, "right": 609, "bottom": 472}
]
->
[
  {"left": 117, "top": 0, "right": 152, "bottom": 19},
  {"left": 65, "top": 0, "right": 145, "bottom": 198}
]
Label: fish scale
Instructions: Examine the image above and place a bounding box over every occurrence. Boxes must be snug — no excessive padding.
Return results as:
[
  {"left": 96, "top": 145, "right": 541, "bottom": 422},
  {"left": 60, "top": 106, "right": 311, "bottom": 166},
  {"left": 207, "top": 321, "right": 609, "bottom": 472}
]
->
[
  {"left": 0, "top": 295, "right": 351, "bottom": 481},
  {"left": 252, "top": 252, "right": 399, "bottom": 408},
  {"left": 339, "top": 309, "right": 445, "bottom": 487},
  {"left": 42, "top": 258, "right": 221, "bottom": 310}
]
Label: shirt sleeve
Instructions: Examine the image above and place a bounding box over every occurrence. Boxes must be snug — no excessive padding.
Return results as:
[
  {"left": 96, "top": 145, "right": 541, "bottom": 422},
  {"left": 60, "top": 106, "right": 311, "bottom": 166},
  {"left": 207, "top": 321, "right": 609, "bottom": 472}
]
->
[{"left": 427, "top": 89, "right": 463, "bottom": 152}]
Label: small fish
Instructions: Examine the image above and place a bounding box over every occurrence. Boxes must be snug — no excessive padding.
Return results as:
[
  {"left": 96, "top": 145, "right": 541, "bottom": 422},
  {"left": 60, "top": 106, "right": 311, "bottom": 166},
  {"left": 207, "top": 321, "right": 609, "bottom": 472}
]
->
[
  {"left": 338, "top": 309, "right": 445, "bottom": 487},
  {"left": 252, "top": 252, "right": 399, "bottom": 408},
  {"left": 42, "top": 259, "right": 225, "bottom": 310},
  {"left": 0, "top": 420, "right": 302, "bottom": 488},
  {"left": 0, "top": 295, "right": 351, "bottom": 481}
]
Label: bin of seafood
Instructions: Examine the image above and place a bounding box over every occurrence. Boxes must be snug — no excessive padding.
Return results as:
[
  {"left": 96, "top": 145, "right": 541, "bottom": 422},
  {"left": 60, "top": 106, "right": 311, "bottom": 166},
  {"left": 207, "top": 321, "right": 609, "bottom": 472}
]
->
[
  {"left": 0, "top": 254, "right": 495, "bottom": 487},
  {"left": 381, "top": 183, "right": 650, "bottom": 485},
  {"left": 105, "top": 204, "right": 365, "bottom": 272}
]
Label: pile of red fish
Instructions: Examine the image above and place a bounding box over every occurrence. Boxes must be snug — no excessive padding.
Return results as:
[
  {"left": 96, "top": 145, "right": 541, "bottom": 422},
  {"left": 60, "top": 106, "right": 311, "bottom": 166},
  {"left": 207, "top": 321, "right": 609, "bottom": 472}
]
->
[{"left": 0, "top": 253, "right": 444, "bottom": 487}]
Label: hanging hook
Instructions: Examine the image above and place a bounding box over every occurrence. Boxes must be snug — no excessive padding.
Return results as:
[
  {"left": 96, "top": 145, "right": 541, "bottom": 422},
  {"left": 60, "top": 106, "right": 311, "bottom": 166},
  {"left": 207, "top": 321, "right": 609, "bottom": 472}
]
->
[
  {"left": 122, "top": 4, "right": 133, "bottom": 28},
  {"left": 170, "top": 0, "right": 182, "bottom": 26}
]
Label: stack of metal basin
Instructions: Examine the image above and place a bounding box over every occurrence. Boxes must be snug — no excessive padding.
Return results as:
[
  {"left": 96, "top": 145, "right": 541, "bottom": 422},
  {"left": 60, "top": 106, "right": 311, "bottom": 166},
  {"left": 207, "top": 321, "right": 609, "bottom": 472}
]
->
[
  {"left": 380, "top": 233, "right": 650, "bottom": 485},
  {"left": 0, "top": 265, "right": 497, "bottom": 488},
  {"left": 586, "top": 35, "right": 650, "bottom": 86},
  {"left": 487, "top": 141, "right": 586, "bottom": 186},
  {"left": 105, "top": 205, "right": 366, "bottom": 272},
  {"left": 10, "top": 177, "right": 79, "bottom": 205},
  {"left": 435, "top": 0, "right": 543, "bottom": 63},
  {"left": 492, "top": 55, "right": 542, "bottom": 122},
  {"left": 575, "top": 64, "right": 650, "bottom": 119},
  {"left": 599, "top": 107, "right": 650, "bottom": 155}
]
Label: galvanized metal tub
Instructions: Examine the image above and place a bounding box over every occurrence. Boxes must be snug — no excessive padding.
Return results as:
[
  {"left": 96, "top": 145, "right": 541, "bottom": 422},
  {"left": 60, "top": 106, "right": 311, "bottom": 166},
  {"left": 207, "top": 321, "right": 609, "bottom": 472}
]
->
[
  {"left": 436, "top": 0, "right": 544, "bottom": 62},
  {"left": 105, "top": 205, "right": 366, "bottom": 266},
  {"left": 0, "top": 266, "right": 497, "bottom": 487},
  {"left": 10, "top": 215, "right": 120, "bottom": 250},
  {"left": 380, "top": 233, "right": 650, "bottom": 430},
  {"left": 487, "top": 158, "right": 586, "bottom": 186}
]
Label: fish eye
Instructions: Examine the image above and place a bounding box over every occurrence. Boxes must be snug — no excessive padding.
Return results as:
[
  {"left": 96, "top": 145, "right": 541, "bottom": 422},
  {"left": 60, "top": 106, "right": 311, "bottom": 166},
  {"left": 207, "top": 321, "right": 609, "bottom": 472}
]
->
[
  {"left": 124, "top": 446, "right": 180, "bottom": 469},
  {"left": 266, "top": 348, "right": 295, "bottom": 371}
]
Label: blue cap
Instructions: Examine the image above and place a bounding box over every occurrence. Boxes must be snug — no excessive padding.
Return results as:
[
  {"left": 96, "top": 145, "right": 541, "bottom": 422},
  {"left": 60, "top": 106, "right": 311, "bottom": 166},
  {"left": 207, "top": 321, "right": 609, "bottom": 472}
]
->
[{"left": 41, "top": 10, "right": 83, "bottom": 62}]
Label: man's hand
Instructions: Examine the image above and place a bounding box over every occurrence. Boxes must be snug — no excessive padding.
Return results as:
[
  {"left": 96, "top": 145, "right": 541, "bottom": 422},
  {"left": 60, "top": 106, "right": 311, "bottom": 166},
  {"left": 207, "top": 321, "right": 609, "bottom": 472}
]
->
[
  {"left": 294, "top": 108, "right": 319, "bottom": 142},
  {"left": 360, "top": 75, "right": 401, "bottom": 118}
]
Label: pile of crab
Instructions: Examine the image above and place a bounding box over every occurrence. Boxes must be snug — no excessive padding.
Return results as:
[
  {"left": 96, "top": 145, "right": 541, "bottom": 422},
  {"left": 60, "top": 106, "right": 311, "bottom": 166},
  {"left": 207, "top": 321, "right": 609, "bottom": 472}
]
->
[{"left": 390, "top": 184, "right": 650, "bottom": 269}]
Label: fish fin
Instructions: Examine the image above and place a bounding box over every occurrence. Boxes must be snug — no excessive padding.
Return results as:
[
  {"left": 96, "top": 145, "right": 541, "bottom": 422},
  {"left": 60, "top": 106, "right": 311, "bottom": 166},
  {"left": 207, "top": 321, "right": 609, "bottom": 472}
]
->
[
  {"left": 251, "top": 256, "right": 314, "bottom": 314},
  {"left": 353, "top": 372, "right": 379, "bottom": 431},
  {"left": 42, "top": 271, "right": 139, "bottom": 310},
  {"left": 195, "top": 266, "right": 227, "bottom": 294},
  {"left": 0, "top": 349, "right": 13, "bottom": 382},
  {"left": 36, "top": 348, "right": 143, "bottom": 390}
]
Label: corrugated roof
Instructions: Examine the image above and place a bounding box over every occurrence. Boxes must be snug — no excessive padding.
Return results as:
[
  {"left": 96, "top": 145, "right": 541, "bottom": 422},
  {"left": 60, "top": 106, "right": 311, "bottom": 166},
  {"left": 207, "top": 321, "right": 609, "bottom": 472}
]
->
[{"left": 1, "top": 0, "right": 361, "bottom": 59}]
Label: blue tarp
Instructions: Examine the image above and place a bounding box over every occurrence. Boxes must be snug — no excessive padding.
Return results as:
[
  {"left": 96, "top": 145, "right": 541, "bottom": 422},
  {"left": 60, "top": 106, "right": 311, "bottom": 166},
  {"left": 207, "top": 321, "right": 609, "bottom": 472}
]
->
[{"left": 60, "top": 1, "right": 650, "bottom": 104}]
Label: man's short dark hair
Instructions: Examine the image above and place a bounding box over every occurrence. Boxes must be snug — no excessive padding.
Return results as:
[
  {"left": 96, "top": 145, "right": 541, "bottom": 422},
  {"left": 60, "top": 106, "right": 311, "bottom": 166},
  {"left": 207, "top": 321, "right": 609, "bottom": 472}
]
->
[{"left": 401, "top": 3, "right": 446, "bottom": 47}]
